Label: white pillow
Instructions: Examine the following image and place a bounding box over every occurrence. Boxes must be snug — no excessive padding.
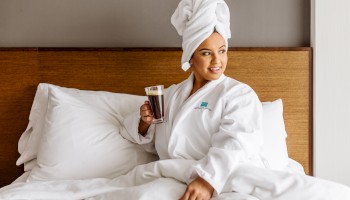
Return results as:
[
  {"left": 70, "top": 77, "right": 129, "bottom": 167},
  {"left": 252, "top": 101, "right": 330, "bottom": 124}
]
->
[
  {"left": 18, "top": 84, "right": 158, "bottom": 181},
  {"left": 261, "top": 99, "right": 290, "bottom": 171},
  {"left": 17, "top": 84, "right": 51, "bottom": 167},
  {"left": 17, "top": 83, "right": 151, "bottom": 167}
]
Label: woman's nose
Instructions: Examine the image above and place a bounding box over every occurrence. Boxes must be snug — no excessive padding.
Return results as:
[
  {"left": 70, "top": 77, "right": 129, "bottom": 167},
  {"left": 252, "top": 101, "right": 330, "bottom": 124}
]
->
[{"left": 211, "top": 53, "right": 220, "bottom": 64}]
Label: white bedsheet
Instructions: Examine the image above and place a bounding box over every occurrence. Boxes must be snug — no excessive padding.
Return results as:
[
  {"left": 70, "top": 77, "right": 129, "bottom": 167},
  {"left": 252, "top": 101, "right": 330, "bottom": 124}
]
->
[{"left": 1, "top": 159, "right": 350, "bottom": 200}]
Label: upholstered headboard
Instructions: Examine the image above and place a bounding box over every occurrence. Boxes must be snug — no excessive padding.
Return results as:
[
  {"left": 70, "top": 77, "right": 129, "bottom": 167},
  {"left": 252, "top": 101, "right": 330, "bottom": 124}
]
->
[{"left": 0, "top": 47, "right": 312, "bottom": 187}]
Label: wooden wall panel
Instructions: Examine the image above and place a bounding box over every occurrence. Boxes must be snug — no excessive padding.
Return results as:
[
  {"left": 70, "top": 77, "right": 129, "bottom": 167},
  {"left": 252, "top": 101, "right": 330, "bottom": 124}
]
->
[
  {"left": 0, "top": 49, "right": 39, "bottom": 186},
  {"left": 0, "top": 48, "right": 312, "bottom": 187}
]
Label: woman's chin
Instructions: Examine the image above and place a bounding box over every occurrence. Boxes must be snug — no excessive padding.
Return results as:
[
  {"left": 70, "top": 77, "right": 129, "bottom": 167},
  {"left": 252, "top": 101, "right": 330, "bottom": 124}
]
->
[{"left": 208, "top": 71, "right": 223, "bottom": 80}]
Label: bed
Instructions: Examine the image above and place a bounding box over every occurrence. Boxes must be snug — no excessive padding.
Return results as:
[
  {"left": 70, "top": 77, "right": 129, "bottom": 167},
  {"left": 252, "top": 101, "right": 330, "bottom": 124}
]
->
[{"left": 0, "top": 47, "right": 348, "bottom": 200}]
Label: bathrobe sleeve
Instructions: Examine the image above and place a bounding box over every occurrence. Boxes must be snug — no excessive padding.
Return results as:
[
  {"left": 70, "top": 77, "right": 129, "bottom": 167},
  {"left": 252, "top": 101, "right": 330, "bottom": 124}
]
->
[
  {"left": 120, "top": 111, "right": 157, "bottom": 154},
  {"left": 190, "top": 84, "right": 264, "bottom": 194}
]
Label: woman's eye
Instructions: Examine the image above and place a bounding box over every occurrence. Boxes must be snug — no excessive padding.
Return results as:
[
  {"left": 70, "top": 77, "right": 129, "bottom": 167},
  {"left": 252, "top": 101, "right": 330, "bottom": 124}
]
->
[
  {"left": 219, "top": 49, "right": 226, "bottom": 54},
  {"left": 202, "top": 52, "right": 211, "bottom": 56}
]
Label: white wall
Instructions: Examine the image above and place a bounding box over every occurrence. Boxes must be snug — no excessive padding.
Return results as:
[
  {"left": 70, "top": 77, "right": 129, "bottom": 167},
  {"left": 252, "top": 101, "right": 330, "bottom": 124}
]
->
[
  {"left": 0, "top": 0, "right": 310, "bottom": 47},
  {"left": 312, "top": 0, "right": 350, "bottom": 186}
]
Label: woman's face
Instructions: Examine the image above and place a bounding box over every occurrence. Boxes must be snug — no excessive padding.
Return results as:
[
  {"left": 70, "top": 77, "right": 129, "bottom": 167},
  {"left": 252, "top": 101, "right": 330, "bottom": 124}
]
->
[{"left": 190, "top": 32, "right": 227, "bottom": 86}]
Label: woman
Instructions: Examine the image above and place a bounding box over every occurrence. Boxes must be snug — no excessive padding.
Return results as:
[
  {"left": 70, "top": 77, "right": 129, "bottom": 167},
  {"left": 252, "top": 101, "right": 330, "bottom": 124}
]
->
[{"left": 122, "top": 0, "right": 267, "bottom": 199}]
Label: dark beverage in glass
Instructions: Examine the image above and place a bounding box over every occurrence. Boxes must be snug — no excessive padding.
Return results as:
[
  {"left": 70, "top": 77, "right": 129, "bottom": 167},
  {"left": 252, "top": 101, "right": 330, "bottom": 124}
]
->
[
  {"left": 148, "top": 94, "right": 164, "bottom": 120},
  {"left": 145, "top": 85, "right": 165, "bottom": 123}
]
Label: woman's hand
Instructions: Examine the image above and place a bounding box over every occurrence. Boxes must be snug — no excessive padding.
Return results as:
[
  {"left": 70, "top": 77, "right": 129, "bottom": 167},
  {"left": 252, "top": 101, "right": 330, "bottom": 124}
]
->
[
  {"left": 138, "top": 101, "right": 154, "bottom": 135},
  {"left": 179, "top": 177, "right": 214, "bottom": 200}
]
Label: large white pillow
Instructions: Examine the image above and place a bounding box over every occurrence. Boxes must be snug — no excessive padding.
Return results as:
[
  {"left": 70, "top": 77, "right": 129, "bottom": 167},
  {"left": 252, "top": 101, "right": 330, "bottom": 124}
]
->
[
  {"left": 18, "top": 84, "right": 158, "bottom": 181},
  {"left": 17, "top": 83, "right": 151, "bottom": 167},
  {"left": 261, "top": 99, "right": 290, "bottom": 171},
  {"left": 17, "top": 84, "right": 51, "bottom": 167}
]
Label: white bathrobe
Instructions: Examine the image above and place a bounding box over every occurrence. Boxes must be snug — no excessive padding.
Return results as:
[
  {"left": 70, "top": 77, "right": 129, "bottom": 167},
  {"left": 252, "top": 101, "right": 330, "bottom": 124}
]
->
[{"left": 122, "top": 73, "right": 266, "bottom": 194}]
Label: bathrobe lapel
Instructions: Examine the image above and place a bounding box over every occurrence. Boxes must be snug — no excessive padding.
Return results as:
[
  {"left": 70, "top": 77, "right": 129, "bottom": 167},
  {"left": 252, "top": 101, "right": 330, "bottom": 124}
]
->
[{"left": 169, "top": 74, "right": 227, "bottom": 140}]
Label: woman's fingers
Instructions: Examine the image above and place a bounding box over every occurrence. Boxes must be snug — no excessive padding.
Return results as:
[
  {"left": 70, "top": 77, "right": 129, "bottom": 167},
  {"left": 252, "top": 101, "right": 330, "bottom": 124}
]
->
[
  {"left": 179, "top": 177, "right": 213, "bottom": 200},
  {"left": 140, "top": 101, "right": 154, "bottom": 124},
  {"left": 179, "top": 190, "right": 190, "bottom": 200}
]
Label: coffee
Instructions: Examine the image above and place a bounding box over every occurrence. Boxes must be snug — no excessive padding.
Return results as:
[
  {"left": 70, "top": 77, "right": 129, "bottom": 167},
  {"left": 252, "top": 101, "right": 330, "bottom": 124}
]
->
[
  {"left": 145, "top": 85, "right": 165, "bottom": 123},
  {"left": 147, "top": 94, "right": 164, "bottom": 120}
]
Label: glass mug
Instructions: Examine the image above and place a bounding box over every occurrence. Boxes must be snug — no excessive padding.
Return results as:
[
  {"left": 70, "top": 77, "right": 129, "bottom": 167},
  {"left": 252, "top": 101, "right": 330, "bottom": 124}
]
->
[{"left": 145, "top": 85, "right": 166, "bottom": 123}]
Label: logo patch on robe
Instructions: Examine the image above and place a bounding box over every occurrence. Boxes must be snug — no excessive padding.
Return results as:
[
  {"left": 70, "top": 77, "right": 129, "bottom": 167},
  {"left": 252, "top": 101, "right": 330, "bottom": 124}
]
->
[
  {"left": 200, "top": 101, "right": 208, "bottom": 108},
  {"left": 195, "top": 101, "right": 211, "bottom": 111}
]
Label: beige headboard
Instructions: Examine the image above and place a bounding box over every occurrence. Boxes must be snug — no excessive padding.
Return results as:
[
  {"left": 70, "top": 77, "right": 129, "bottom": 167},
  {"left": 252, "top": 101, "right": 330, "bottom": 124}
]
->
[{"left": 0, "top": 47, "right": 312, "bottom": 187}]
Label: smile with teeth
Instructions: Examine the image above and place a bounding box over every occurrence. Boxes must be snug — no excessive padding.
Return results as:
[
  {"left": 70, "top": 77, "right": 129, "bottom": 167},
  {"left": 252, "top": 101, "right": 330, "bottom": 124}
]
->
[{"left": 209, "top": 67, "right": 221, "bottom": 72}]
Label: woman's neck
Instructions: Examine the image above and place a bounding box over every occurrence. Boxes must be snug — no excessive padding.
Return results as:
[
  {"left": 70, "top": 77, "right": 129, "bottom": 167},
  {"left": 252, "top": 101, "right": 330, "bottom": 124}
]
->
[{"left": 189, "top": 78, "right": 208, "bottom": 96}]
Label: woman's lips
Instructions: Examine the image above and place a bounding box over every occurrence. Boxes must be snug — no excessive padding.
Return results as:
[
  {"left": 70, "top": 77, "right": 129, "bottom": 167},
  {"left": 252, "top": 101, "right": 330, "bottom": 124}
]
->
[{"left": 209, "top": 67, "right": 221, "bottom": 73}]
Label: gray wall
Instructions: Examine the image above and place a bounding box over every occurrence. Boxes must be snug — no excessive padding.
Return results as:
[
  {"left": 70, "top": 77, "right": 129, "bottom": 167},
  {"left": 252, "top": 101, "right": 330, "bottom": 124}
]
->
[
  {"left": 0, "top": 0, "right": 310, "bottom": 47},
  {"left": 312, "top": 0, "right": 350, "bottom": 186}
]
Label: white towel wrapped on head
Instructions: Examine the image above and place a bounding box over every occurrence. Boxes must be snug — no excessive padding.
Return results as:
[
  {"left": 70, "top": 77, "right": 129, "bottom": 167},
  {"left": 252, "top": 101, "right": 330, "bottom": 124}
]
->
[{"left": 171, "top": 0, "right": 231, "bottom": 71}]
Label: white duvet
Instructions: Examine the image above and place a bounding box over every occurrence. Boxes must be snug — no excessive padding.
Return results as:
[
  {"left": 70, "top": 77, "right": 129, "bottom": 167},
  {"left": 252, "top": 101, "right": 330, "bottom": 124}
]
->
[{"left": 1, "top": 159, "right": 350, "bottom": 200}]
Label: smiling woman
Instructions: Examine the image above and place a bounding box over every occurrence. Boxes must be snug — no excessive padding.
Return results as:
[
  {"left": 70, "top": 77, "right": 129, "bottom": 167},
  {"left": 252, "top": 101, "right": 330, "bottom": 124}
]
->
[
  {"left": 190, "top": 32, "right": 228, "bottom": 94},
  {"left": 123, "top": 1, "right": 270, "bottom": 199}
]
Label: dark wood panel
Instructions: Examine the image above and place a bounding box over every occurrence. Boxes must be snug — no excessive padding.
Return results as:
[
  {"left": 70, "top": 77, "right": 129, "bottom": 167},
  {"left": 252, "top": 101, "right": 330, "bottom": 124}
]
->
[
  {"left": 0, "top": 50, "right": 39, "bottom": 186},
  {"left": 0, "top": 47, "right": 312, "bottom": 187}
]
